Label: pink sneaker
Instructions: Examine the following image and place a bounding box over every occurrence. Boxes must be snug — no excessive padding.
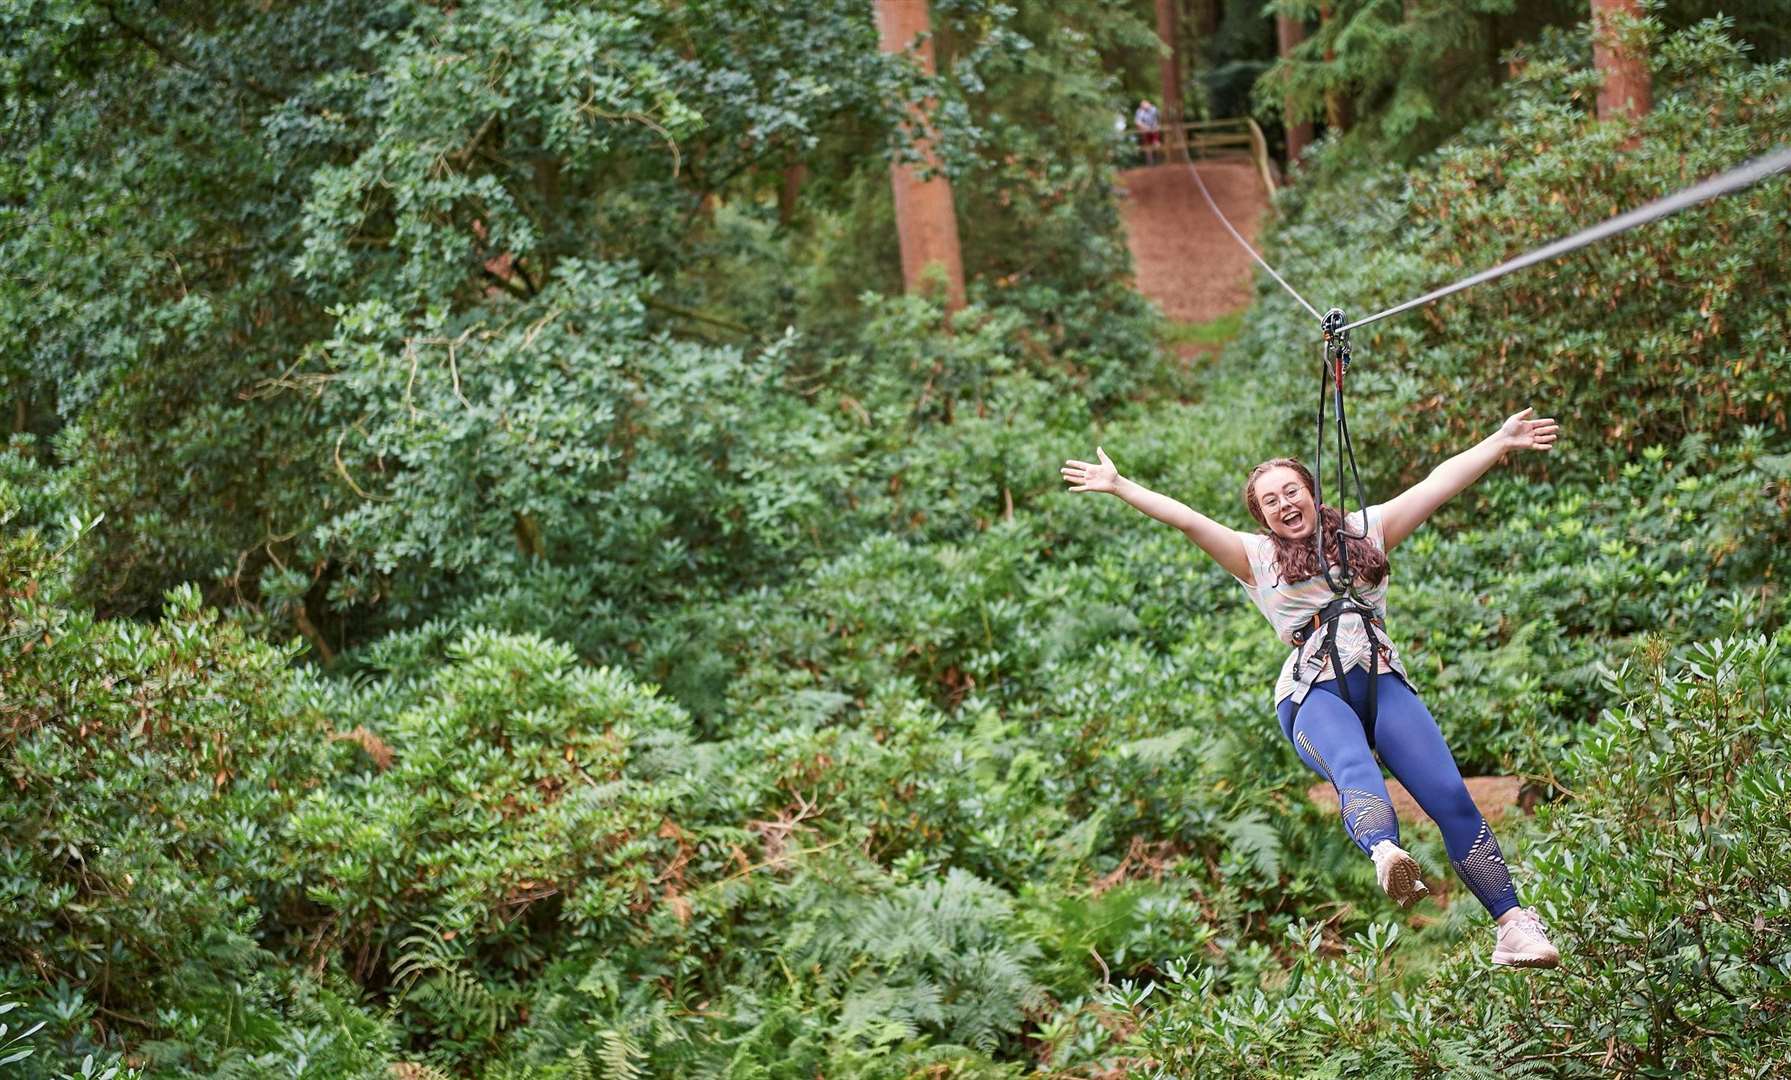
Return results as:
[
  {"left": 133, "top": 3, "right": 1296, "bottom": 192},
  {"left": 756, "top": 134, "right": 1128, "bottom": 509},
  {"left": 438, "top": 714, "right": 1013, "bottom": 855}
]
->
[
  {"left": 1370, "top": 840, "right": 1429, "bottom": 909},
  {"left": 1493, "top": 908, "right": 1560, "bottom": 968}
]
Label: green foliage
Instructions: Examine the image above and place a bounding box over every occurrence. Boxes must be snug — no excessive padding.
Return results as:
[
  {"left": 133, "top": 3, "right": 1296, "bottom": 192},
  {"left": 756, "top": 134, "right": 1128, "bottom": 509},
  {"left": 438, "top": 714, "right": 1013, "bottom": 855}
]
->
[
  {"left": 0, "top": 995, "right": 139, "bottom": 1080},
  {"left": 1, "top": 998, "right": 48, "bottom": 1069},
  {"left": 1257, "top": 0, "right": 1789, "bottom": 164},
  {"left": 5, "top": 5, "right": 1791, "bottom": 1080},
  {"left": 1, "top": 0, "right": 1159, "bottom": 647},
  {"left": 1119, "top": 632, "right": 1791, "bottom": 1078},
  {"left": 929, "top": 1, "right": 1164, "bottom": 394},
  {"left": 0, "top": 467, "right": 317, "bottom": 1012},
  {"left": 1263, "top": 0, "right": 1582, "bottom": 159},
  {"left": 300, "top": 265, "right": 805, "bottom": 636},
  {"left": 287, "top": 628, "right": 694, "bottom": 1058},
  {"left": 1381, "top": 26, "right": 1788, "bottom": 469},
  {"left": 0, "top": 453, "right": 396, "bottom": 1078}
]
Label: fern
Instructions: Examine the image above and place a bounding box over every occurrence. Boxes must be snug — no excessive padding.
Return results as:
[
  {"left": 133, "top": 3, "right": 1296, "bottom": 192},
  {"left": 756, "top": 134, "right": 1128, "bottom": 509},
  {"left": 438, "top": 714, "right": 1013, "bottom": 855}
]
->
[
  {"left": 594, "top": 1028, "right": 645, "bottom": 1080},
  {"left": 1220, "top": 807, "right": 1285, "bottom": 880},
  {"left": 391, "top": 916, "right": 504, "bottom": 1038},
  {"left": 561, "top": 1046, "right": 594, "bottom": 1080},
  {"left": 1117, "top": 727, "right": 1201, "bottom": 764}
]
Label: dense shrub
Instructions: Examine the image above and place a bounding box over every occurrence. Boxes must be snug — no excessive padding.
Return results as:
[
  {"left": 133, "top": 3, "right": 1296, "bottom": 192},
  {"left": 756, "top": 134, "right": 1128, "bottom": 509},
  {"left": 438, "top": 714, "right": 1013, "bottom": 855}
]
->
[
  {"left": 286, "top": 628, "right": 696, "bottom": 1060},
  {"left": 0, "top": 452, "right": 393, "bottom": 1078},
  {"left": 4, "top": 8, "right": 1791, "bottom": 1080},
  {"left": 1248, "top": 21, "right": 1791, "bottom": 483},
  {"left": 0, "top": 469, "right": 314, "bottom": 1015},
  {"left": 1119, "top": 631, "right": 1791, "bottom": 1078}
]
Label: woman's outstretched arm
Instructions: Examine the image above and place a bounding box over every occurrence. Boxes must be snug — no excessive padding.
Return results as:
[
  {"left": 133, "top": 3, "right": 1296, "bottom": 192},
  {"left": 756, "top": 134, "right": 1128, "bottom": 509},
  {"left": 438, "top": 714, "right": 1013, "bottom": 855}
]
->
[
  {"left": 1379, "top": 407, "right": 1559, "bottom": 550},
  {"left": 1062, "top": 447, "right": 1254, "bottom": 583}
]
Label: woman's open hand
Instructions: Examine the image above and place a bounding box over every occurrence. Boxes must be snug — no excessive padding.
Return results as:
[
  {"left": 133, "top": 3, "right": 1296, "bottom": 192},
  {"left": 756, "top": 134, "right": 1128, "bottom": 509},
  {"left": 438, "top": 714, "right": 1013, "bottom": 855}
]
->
[
  {"left": 1062, "top": 447, "right": 1121, "bottom": 494},
  {"left": 1499, "top": 407, "right": 1559, "bottom": 454}
]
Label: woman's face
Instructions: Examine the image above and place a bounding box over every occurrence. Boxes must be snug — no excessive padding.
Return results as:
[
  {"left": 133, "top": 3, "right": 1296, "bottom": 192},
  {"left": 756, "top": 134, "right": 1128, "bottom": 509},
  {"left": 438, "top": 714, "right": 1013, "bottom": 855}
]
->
[{"left": 1254, "top": 466, "right": 1316, "bottom": 540}]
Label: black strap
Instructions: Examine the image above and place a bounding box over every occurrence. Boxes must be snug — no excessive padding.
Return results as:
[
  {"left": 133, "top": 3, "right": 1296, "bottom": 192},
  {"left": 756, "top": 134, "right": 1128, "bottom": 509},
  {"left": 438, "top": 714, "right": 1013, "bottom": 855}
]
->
[
  {"left": 1296, "top": 309, "right": 1384, "bottom": 736},
  {"left": 1313, "top": 309, "right": 1371, "bottom": 600},
  {"left": 1290, "top": 598, "right": 1384, "bottom": 743}
]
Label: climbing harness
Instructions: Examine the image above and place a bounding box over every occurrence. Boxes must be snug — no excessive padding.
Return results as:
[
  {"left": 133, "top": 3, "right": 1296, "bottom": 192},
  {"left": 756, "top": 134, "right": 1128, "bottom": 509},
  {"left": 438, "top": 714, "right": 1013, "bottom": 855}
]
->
[
  {"left": 1291, "top": 594, "right": 1388, "bottom": 739},
  {"left": 1293, "top": 305, "right": 1386, "bottom": 726},
  {"left": 1182, "top": 144, "right": 1791, "bottom": 720}
]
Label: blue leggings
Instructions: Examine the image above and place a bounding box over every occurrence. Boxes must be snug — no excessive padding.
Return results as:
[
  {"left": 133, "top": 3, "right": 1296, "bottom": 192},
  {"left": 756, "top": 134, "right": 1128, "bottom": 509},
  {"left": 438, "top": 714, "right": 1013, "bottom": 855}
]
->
[{"left": 1277, "top": 667, "right": 1520, "bottom": 918}]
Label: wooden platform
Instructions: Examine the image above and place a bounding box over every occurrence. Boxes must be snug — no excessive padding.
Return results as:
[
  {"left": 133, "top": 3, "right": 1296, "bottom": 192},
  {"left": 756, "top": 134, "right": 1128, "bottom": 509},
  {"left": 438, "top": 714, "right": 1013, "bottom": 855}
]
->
[{"left": 1306, "top": 776, "right": 1523, "bottom": 825}]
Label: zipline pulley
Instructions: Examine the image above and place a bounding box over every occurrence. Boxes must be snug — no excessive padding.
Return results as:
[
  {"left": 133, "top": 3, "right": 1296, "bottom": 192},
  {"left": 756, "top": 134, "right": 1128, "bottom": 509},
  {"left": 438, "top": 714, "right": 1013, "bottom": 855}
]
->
[{"left": 1322, "top": 307, "right": 1352, "bottom": 387}]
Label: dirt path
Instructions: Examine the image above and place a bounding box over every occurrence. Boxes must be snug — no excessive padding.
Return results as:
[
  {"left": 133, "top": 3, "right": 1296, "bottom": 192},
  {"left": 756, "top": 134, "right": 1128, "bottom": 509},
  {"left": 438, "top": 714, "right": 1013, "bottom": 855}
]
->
[
  {"left": 1117, "top": 159, "right": 1270, "bottom": 325},
  {"left": 1307, "top": 776, "right": 1524, "bottom": 827}
]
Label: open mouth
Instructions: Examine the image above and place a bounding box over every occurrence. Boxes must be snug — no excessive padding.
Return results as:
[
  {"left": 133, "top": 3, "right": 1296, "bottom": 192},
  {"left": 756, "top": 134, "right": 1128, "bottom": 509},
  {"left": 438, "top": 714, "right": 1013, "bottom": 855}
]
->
[{"left": 1280, "top": 510, "right": 1304, "bottom": 530}]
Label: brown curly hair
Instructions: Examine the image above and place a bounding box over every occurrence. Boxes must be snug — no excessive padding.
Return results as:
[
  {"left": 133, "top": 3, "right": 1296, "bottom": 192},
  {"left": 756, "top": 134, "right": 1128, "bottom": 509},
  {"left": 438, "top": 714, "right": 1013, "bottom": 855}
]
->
[{"left": 1243, "top": 458, "right": 1388, "bottom": 588}]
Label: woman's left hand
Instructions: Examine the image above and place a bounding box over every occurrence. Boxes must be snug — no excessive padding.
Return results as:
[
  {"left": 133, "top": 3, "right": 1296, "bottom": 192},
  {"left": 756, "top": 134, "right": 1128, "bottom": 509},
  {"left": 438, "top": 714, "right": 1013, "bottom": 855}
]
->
[{"left": 1499, "top": 407, "right": 1559, "bottom": 453}]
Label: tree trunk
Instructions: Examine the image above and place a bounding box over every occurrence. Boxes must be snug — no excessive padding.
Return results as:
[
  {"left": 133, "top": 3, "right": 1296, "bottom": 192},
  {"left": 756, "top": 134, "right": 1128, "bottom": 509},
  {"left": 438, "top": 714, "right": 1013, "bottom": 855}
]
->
[
  {"left": 534, "top": 156, "right": 562, "bottom": 277},
  {"left": 1276, "top": 14, "right": 1312, "bottom": 170},
  {"left": 1591, "top": 0, "right": 1651, "bottom": 130},
  {"left": 778, "top": 162, "right": 806, "bottom": 226},
  {"left": 1320, "top": 4, "right": 1351, "bottom": 132},
  {"left": 1156, "top": 0, "right": 1187, "bottom": 161},
  {"left": 873, "top": 0, "right": 966, "bottom": 312}
]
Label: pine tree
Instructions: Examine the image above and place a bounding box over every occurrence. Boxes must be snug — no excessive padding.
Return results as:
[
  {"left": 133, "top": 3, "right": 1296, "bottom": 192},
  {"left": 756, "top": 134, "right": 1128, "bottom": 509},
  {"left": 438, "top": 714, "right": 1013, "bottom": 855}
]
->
[
  {"left": 1276, "top": 13, "right": 1314, "bottom": 167},
  {"left": 1156, "top": 0, "right": 1189, "bottom": 160}
]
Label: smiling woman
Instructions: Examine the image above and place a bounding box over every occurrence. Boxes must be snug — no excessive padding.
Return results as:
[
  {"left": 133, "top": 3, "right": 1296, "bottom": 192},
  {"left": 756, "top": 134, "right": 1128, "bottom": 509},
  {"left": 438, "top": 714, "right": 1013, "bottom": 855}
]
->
[
  {"left": 1242, "top": 457, "right": 1387, "bottom": 588},
  {"left": 1061, "top": 405, "right": 1563, "bottom": 967}
]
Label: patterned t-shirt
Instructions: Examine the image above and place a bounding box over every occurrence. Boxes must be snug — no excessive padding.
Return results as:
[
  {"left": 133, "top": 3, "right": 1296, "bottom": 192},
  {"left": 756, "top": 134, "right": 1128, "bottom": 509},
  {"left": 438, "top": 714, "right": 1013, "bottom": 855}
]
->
[{"left": 1232, "top": 504, "right": 1410, "bottom": 706}]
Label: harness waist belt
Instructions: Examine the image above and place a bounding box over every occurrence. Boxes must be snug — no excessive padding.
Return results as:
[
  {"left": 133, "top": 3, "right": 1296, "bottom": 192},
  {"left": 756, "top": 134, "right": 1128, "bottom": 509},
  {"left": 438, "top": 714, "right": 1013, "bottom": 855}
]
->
[
  {"left": 1289, "top": 596, "right": 1387, "bottom": 739},
  {"left": 1290, "top": 596, "right": 1383, "bottom": 648}
]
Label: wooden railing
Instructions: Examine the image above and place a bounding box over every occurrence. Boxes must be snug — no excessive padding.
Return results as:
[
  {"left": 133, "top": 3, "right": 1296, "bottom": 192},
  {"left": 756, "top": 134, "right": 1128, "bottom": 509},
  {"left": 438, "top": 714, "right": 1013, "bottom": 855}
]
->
[{"left": 1158, "top": 117, "right": 1279, "bottom": 198}]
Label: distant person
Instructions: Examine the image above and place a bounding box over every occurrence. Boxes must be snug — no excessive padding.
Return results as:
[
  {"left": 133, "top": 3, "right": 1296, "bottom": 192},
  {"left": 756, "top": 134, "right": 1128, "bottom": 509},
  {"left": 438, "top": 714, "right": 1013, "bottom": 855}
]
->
[
  {"left": 1134, "top": 98, "right": 1162, "bottom": 165},
  {"left": 1062, "top": 407, "right": 1565, "bottom": 969}
]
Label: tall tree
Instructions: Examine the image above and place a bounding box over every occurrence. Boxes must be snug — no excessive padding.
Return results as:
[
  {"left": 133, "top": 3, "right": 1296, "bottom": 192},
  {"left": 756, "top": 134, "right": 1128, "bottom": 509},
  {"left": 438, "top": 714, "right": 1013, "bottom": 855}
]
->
[
  {"left": 1156, "top": 0, "right": 1187, "bottom": 159},
  {"left": 1276, "top": 13, "right": 1313, "bottom": 167},
  {"left": 874, "top": 0, "right": 966, "bottom": 311},
  {"left": 1591, "top": 0, "right": 1651, "bottom": 126}
]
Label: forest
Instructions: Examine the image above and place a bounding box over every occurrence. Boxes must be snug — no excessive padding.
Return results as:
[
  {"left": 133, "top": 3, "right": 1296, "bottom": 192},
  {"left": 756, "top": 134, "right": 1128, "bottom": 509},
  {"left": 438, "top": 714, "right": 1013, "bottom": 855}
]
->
[{"left": 2, "top": 0, "right": 1789, "bottom": 1076}]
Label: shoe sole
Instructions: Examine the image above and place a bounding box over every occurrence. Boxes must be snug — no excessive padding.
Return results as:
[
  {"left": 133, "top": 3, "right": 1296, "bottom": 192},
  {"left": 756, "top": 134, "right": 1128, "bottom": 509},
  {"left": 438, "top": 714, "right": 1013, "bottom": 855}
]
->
[
  {"left": 1379, "top": 850, "right": 1429, "bottom": 909},
  {"left": 1493, "top": 952, "right": 1561, "bottom": 969}
]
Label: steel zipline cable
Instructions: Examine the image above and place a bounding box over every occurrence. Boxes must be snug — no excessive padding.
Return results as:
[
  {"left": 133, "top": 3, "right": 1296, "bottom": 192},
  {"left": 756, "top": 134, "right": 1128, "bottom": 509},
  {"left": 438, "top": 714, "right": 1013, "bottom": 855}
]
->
[
  {"left": 1181, "top": 144, "right": 1791, "bottom": 332},
  {"left": 1174, "top": 141, "right": 1791, "bottom": 618},
  {"left": 1340, "top": 145, "right": 1791, "bottom": 333},
  {"left": 1184, "top": 160, "right": 1322, "bottom": 321}
]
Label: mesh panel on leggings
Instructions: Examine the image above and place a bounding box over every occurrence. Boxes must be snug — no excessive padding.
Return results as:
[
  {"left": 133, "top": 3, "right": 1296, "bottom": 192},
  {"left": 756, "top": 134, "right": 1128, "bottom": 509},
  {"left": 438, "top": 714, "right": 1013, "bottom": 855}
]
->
[
  {"left": 1451, "top": 821, "right": 1518, "bottom": 913},
  {"left": 1339, "top": 787, "right": 1397, "bottom": 844},
  {"left": 1294, "top": 732, "right": 1335, "bottom": 783}
]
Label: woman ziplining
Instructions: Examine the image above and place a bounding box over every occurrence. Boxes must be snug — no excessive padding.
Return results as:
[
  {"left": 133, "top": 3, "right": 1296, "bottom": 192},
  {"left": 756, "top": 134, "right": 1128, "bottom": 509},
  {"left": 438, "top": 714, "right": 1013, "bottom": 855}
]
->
[
  {"left": 1053, "top": 146, "right": 1788, "bottom": 967},
  {"left": 1059, "top": 406, "right": 1562, "bottom": 968}
]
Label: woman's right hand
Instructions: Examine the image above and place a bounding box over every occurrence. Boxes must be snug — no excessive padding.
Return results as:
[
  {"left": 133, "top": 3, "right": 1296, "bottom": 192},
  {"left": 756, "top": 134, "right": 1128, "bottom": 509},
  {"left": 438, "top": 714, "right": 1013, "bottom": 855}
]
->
[
  {"left": 1061, "top": 448, "right": 1252, "bottom": 579},
  {"left": 1061, "top": 447, "right": 1120, "bottom": 494}
]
